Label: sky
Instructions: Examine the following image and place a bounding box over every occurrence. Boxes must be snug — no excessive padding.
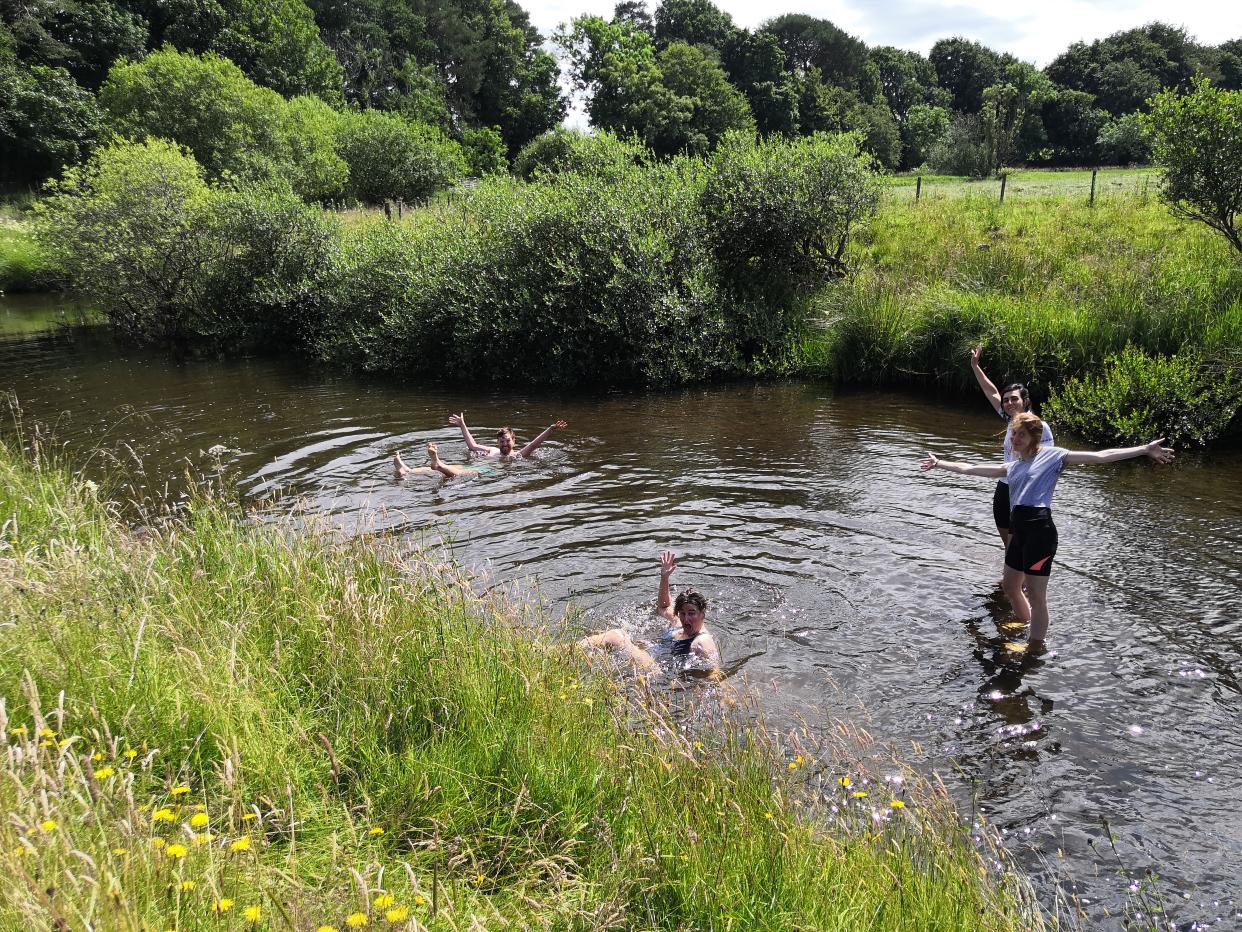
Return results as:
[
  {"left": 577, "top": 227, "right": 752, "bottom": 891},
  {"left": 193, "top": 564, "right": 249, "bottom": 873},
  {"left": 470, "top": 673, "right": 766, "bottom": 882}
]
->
[{"left": 530, "top": 0, "right": 1242, "bottom": 67}]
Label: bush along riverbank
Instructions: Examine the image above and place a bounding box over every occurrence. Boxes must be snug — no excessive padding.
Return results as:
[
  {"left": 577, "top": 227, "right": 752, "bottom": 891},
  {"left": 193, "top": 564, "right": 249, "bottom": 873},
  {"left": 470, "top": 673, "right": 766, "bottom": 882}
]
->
[
  {"left": 0, "top": 443, "right": 1044, "bottom": 930},
  {"left": 33, "top": 131, "right": 879, "bottom": 387},
  {"left": 799, "top": 193, "right": 1242, "bottom": 445}
]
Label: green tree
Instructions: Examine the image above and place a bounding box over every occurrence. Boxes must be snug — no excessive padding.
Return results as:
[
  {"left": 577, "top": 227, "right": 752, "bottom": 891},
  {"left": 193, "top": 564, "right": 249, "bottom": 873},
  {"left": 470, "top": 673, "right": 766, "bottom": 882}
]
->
[
  {"left": 0, "top": 57, "right": 101, "bottom": 185},
  {"left": 512, "top": 128, "right": 648, "bottom": 181},
  {"left": 869, "top": 46, "right": 949, "bottom": 122},
  {"left": 653, "top": 0, "right": 736, "bottom": 52},
  {"left": 658, "top": 41, "right": 753, "bottom": 152},
  {"left": 900, "top": 104, "right": 948, "bottom": 169},
  {"left": 979, "top": 61, "right": 1053, "bottom": 171},
  {"left": 928, "top": 112, "right": 989, "bottom": 177},
  {"left": 929, "top": 37, "right": 1006, "bottom": 113},
  {"left": 721, "top": 29, "right": 799, "bottom": 136},
  {"left": 336, "top": 108, "right": 467, "bottom": 203},
  {"left": 212, "top": 0, "right": 344, "bottom": 101},
  {"left": 761, "top": 14, "right": 870, "bottom": 94},
  {"left": 98, "top": 48, "right": 346, "bottom": 200},
  {"left": 1039, "top": 88, "right": 1107, "bottom": 165},
  {"left": 461, "top": 125, "right": 507, "bottom": 175},
  {"left": 1144, "top": 77, "right": 1242, "bottom": 256},
  {"left": 1096, "top": 112, "right": 1150, "bottom": 165}
]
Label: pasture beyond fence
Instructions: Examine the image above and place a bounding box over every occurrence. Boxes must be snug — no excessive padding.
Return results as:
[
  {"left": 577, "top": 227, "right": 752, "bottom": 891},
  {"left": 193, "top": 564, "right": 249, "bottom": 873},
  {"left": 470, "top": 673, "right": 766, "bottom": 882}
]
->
[{"left": 885, "top": 168, "right": 1157, "bottom": 205}]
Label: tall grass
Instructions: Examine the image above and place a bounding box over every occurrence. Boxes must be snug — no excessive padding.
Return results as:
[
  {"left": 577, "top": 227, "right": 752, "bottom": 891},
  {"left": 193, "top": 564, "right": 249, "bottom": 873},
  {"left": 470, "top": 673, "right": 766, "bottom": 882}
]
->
[
  {"left": 0, "top": 222, "right": 53, "bottom": 293},
  {"left": 0, "top": 442, "right": 1043, "bottom": 929},
  {"left": 801, "top": 193, "right": 1242, "bottom": 400}
]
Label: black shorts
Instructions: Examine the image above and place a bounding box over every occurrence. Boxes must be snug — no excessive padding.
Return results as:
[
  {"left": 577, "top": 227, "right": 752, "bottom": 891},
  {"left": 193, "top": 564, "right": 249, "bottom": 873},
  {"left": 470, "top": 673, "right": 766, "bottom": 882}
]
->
[
  {"left": 1005, "top": 506, "right": 1057, "bottom": 577},
  {"left": 992, "top": 481, "right": 1011, "bottom": 530}
]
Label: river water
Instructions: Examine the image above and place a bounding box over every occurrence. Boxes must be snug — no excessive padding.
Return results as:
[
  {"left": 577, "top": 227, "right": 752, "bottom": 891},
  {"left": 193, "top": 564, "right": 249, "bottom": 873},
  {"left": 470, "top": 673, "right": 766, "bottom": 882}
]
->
[{"left": 4, "top": 296, "right": 1241, "bottom": 928}]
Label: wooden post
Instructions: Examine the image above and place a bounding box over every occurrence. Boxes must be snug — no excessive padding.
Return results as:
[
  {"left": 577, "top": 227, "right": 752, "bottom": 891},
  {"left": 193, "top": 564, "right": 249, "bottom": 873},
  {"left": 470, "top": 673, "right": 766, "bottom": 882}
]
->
[
  {"left": 1089, "top": 168, "right": 1097, "bottom": 206},
  {"left": 915, "top": 175, "right": 922, "bottom": 202},
  {"left": 999, "top": 173, "right": 1007, "bottom": 204},
  {"left": 397, "top": 200, "right": 403, "bottom": 219},
  {"left": 383, "top": 201, "right": 391, "bottom": 220}
]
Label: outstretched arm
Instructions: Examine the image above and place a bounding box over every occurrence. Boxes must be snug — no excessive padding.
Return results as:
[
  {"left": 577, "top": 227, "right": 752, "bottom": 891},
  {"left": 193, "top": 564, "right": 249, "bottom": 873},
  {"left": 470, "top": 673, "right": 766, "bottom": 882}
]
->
[
  {"left": 518, "top": 419, "right": 568, "bottom": 457},
  {"left": 1065, "top": 439, "right": 1174, "bottom": 466},
  {"left": 656, "top": 550, "right": 677, "bottom": 623},
  {"left": 921, "top": 452, "right": 1009, "bottom": 478},
  {"left": 449, "top": 413, "right": 498, "bottom": 456},
  {"left": 970, "top": 344, "right": 1003, "bottom": 416}
]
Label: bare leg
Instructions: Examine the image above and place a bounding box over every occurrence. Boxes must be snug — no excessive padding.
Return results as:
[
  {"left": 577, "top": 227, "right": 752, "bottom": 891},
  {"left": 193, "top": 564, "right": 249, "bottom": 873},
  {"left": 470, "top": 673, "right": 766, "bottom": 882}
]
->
[
  {"left": 427, "top": 442, "right": 478, "bottom": 479},
  {"left": 393, "top": 451, "right": 433, "bottom": 479},
  {"left": 1024, "top": 574, "right": 1051, "bottom": 646},
  {"left": 579, "top": 629, "right": 658, "bottom": 671},
  {"left": 997, "top": 528, "right": 1012, "bottom": 549},
  {"left": 1001, "top": 564, "right": 1031, "bottom": 622}
]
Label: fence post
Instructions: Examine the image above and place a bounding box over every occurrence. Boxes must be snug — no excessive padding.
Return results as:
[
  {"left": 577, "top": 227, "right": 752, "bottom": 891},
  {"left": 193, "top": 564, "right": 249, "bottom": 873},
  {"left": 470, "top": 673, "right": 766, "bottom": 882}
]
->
[
  {"left": 1089, "top": 168, "right": 1097, "bottom": 207},
  {"left": 383, "top": 201, "right": 392, "bottom": 220},
  {"left": 915, "top": 175, "right": 922, "bottom": 202},
  {"left": 999, "top": 173, "right": 1007, "bottom": 204},
  {"left": 397, "top": 200, "right": 403, "bottom": 219}
]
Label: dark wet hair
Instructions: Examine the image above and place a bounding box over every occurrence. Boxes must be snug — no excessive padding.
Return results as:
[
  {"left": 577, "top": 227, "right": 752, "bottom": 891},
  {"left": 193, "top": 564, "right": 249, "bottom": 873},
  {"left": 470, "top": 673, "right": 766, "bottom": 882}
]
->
[
  {"left": 674, "top": 588, "right": 708, "bottom": 613},
  {"left": 496, "top": 426, "right": 515, "bottom": 440},
  {"left": 1001, "top": 383, "right": 1032, "bottom": 411}
]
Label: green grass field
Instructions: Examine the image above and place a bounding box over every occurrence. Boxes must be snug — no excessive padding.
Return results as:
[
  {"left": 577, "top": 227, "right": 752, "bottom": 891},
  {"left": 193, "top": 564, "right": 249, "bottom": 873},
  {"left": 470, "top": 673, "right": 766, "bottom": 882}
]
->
[
  {"left": 884, "top": 167, "right": 1158, "bottom": 203},
  {"left": 0, "top": 444, "right": 1043, "bottom": 930}
]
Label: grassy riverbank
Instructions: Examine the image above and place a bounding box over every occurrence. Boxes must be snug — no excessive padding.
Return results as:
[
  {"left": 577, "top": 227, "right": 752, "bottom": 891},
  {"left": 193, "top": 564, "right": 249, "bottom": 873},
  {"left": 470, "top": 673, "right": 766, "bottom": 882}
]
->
[
  {"left": 0, "top": 444, "right": 1042, "bottom": 930},
  {"left": 802, "top": 192, "right": 1242, "bottom": 402},
  {"left": 0, "top": 222, "right": 52, "bottom": 294}
]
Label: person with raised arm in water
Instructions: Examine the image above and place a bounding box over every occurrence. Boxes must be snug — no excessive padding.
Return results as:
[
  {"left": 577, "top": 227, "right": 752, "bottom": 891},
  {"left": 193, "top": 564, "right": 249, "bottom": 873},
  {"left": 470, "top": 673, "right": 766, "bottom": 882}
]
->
[
  {"left": 922, "top": 412, "right": 1174, "bottom": 654},
  {"left": 579, "top": 550, "right": 721, "bottom": 673},
  {"left": 970, "top": 344, "right": 1054, "bottom": 550},
  {"left": 449, "top": 413, "right": 568, "bottom": 459}
]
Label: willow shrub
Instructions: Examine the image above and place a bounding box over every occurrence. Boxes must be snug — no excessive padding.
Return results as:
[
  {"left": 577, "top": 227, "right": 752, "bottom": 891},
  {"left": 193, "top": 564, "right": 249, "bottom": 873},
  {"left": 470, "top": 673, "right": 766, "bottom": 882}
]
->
[{"left": 1044, "top": 346, "right": 1241, "bottom": 447}]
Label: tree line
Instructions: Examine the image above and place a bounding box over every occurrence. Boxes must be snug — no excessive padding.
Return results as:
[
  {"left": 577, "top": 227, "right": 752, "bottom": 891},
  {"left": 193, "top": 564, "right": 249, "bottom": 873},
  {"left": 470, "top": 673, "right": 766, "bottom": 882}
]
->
[{"left": 2, "top": 0, "right": 1240, "bottom": 194}]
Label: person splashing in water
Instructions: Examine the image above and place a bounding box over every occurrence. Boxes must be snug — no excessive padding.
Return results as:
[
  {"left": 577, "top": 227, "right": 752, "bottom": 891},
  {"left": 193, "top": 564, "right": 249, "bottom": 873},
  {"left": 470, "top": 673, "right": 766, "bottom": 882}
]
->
[
  {"left": 449, "top": 412, "right": 568, "bottom": 459},
  {"left": 394, "top": 443, "right": 482, "bottom": 480},
  {"left": 580, "top": 550, "right": 721, "bottom": 674},
  {"left": 922, "top": 412, "right": 1174, "bottom": 654}
]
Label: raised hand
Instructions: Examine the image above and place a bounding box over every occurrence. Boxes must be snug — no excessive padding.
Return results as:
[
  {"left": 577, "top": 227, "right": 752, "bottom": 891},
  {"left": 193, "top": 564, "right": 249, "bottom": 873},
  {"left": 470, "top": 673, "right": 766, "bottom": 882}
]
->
[
  {"left": 1145, "top": 439, "right": 1175, "bottom": 465},
  {"left": 970, "top": 343, "right": 983, "bottom": 366},
  {"left": 448, "top": 413, "right": 465, "bottom": 428},
  {"left": 551, "top": 419, "right": 568, "bottom": 430},
  {"left": 659, "top": 550, "right": 677, "bottom": 577},
  {"left": 920, "top": 453, "right": 940, "bottom": 472}
]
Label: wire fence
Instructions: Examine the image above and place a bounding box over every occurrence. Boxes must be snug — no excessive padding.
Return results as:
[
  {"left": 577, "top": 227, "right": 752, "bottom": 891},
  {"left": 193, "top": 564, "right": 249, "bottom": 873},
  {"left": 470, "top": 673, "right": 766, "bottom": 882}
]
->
[{"left": 884, "top": 168, "right": 1158, "bottom": 205}]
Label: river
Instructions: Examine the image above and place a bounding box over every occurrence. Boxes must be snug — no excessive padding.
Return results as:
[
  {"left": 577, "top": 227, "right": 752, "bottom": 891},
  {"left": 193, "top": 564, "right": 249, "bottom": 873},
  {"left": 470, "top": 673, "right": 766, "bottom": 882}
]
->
[{"left": 3, "top": 295, "right": 1241, "bottom": 929}]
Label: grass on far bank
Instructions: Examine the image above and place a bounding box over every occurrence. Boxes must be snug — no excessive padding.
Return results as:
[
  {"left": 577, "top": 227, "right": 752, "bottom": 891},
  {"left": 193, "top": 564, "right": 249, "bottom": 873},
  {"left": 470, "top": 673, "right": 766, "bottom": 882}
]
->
[
  {"left": 883, "top": 167, "right": 1157, "bottom": 203},
  {"left": 799, "top": 190, "right": 1242, "bottom": 406},
  {"left": 0, "top": 441, "right": 1045, "bottom": 930},
  {"left": 0, "top": 222, "right": 53, "bottom": 294}
]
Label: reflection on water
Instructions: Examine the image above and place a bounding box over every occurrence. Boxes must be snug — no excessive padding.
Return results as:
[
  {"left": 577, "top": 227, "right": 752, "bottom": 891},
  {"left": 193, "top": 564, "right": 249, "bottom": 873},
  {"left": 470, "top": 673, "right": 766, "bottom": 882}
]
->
[{"left": 3, "top": 311, "right": 1242, "bottom": 927}]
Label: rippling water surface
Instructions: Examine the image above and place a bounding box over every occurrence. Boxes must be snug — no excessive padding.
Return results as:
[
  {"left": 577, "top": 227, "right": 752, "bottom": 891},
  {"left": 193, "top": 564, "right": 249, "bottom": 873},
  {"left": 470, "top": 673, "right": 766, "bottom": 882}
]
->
[{"left": 4, "top": 299, "right": 1242, "bottom": 927}]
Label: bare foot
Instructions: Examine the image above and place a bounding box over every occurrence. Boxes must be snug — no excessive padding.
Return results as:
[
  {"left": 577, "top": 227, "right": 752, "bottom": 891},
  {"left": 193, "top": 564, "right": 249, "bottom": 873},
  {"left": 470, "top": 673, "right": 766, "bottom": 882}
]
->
[
  {"left": 427, "top": 442, "right": 440, "bottom": 466},
  {"left": 394, "top": 451, "right": 411, "bottom": 479}
]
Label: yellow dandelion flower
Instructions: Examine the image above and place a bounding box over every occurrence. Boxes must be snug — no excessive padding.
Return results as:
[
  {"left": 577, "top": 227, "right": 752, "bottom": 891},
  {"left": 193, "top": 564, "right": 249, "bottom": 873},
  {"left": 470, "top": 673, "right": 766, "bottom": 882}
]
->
[
  {"left": 373, "top": 894, "right": 395, "bottom": 908},
  {"left": 230, "top": 836, "right": 252, "bottom": 852},
  {"left": 317, "top": 927, "right": 340, "bottom": 932},
  {"left": 693, "top": 741, "right": 703, "bottom": 749},
  {"left": 193, "top": 832, "right": 215, "bottom": 846},
  {"left": 787, "top": 761, "right": 797, "bottom": 770},
  {"left": 213, "top": 898, "right": 234, "bottom": 914},
  {"left": 91, "top": 752, "right": 105, "bottom": 762},
  {"left": 795, "top": 754, "right": 805, "bottom": 765},
  {"left": 10, "top": 726, "right": 27, "bottom": 737},
  {"left": 57, "top": 739, "right": 70, "bottom": 748},
  {"left": 153, "top": 808, "right": 175, "bottom": 822},
  {"left": 40, "top": 819, "right": 57, "bottom": 833},
  {"left": 413, "top": 895, "right": 426, "bottom": 907},
  {"left": 192, "top": 803, "right": 206, "bottom": 811},
  {"left": 39, "top": 740, "right": 53, "bottom": 748},
  {"left": 764, "top": 811, "right": 773, "bottom": 820},
  {"left": 244, "top": 905, "right": 262, "bottom": 923},
  {"left": 189, "top": 813, "right": 209, "bottom": 829},
  {"left": 179, "top": 880, "right": 197, "bottom": 892},
  {"left": 557, "top": 692, "right": 567, "bottom": 700},
  {"left": 124, "top": 749, "right": 138, "bottom": 759},
  {"left": 151, "top": 838, "right": 166, "bottom": 849},
  {"left": 852, "top": 791, "right": 868, "bottom": 799},
  {"left": 570, "top": 682, "right": 580, "bottom": 689},
  {"left": 14, "top": 844, "right": 34, "bottom": 857},
  {"left": 170, "top": 785, "right": 191, "bottom": 796},
  {"left": 385, "top": 906, "right": 409, "bottom": 922},
  {"left": 472, "top": 874, "right": 485, "bottom": 886},
  {"left": 241, "top": 813, "right": 258, "bottom": 821},
  {"left": 367, "top": 827, "right": 384, "bottom": 836},
  {"left": 95, "top": 766, "right": 116, "bottom": 779},
  {"left": 38, "top": 728, "right": 56, "bottom": 738},
  {"left": 582, "top": 697, "right": 593, "bottom": 707},
  {"left": 345, "top": 913, "right": 368, "bottom": 927},
  {"left": 838, "top": 777, "right": 852, "bottom": 788},
  {"left": 890, "top": 800, "right": 905, "bottom": 809},
  {"left": 112, "top": 847, "right": 128, "bottom": 855},
  {"left": 165, "top": 843, "right": 188, "bottom": 859}
]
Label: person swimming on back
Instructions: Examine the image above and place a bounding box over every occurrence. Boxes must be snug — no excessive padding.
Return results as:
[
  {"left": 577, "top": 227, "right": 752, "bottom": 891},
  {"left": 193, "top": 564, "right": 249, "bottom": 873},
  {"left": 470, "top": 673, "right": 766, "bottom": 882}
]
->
[
  {"left": 579, "top": 550, "right": 721, "bottom": 673},
  {"left": 449, "top": 412, "right": 568, "bottom": 459}
]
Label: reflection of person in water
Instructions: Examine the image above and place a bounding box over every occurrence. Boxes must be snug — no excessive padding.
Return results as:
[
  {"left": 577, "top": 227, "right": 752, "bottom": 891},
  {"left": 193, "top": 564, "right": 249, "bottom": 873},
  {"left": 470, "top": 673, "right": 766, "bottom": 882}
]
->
[
  {"left": 580, "top": 551, "right": 721, "bottom": 673},
  {"left": 394, "top": 443, "right": 484, "bottom": 480},
  {"left": 922, "top": 412, "right": 1174, "bottom": 653}
]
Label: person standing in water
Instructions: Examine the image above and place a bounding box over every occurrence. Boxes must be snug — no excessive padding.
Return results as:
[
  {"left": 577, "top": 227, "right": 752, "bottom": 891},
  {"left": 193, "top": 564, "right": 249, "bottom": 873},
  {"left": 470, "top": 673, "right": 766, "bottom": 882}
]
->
[
  {"left": 921, "top": 412, "right": 1174, "bottom": 653},
  {"left": 580, "top": 551, "right": 721, "bottom": 672},
  {"left": 449, "top": 413, "right": 568, "bottom": 459},
  {"left": 970, "top": 344, "right": 1054, "bottom": 550}
]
